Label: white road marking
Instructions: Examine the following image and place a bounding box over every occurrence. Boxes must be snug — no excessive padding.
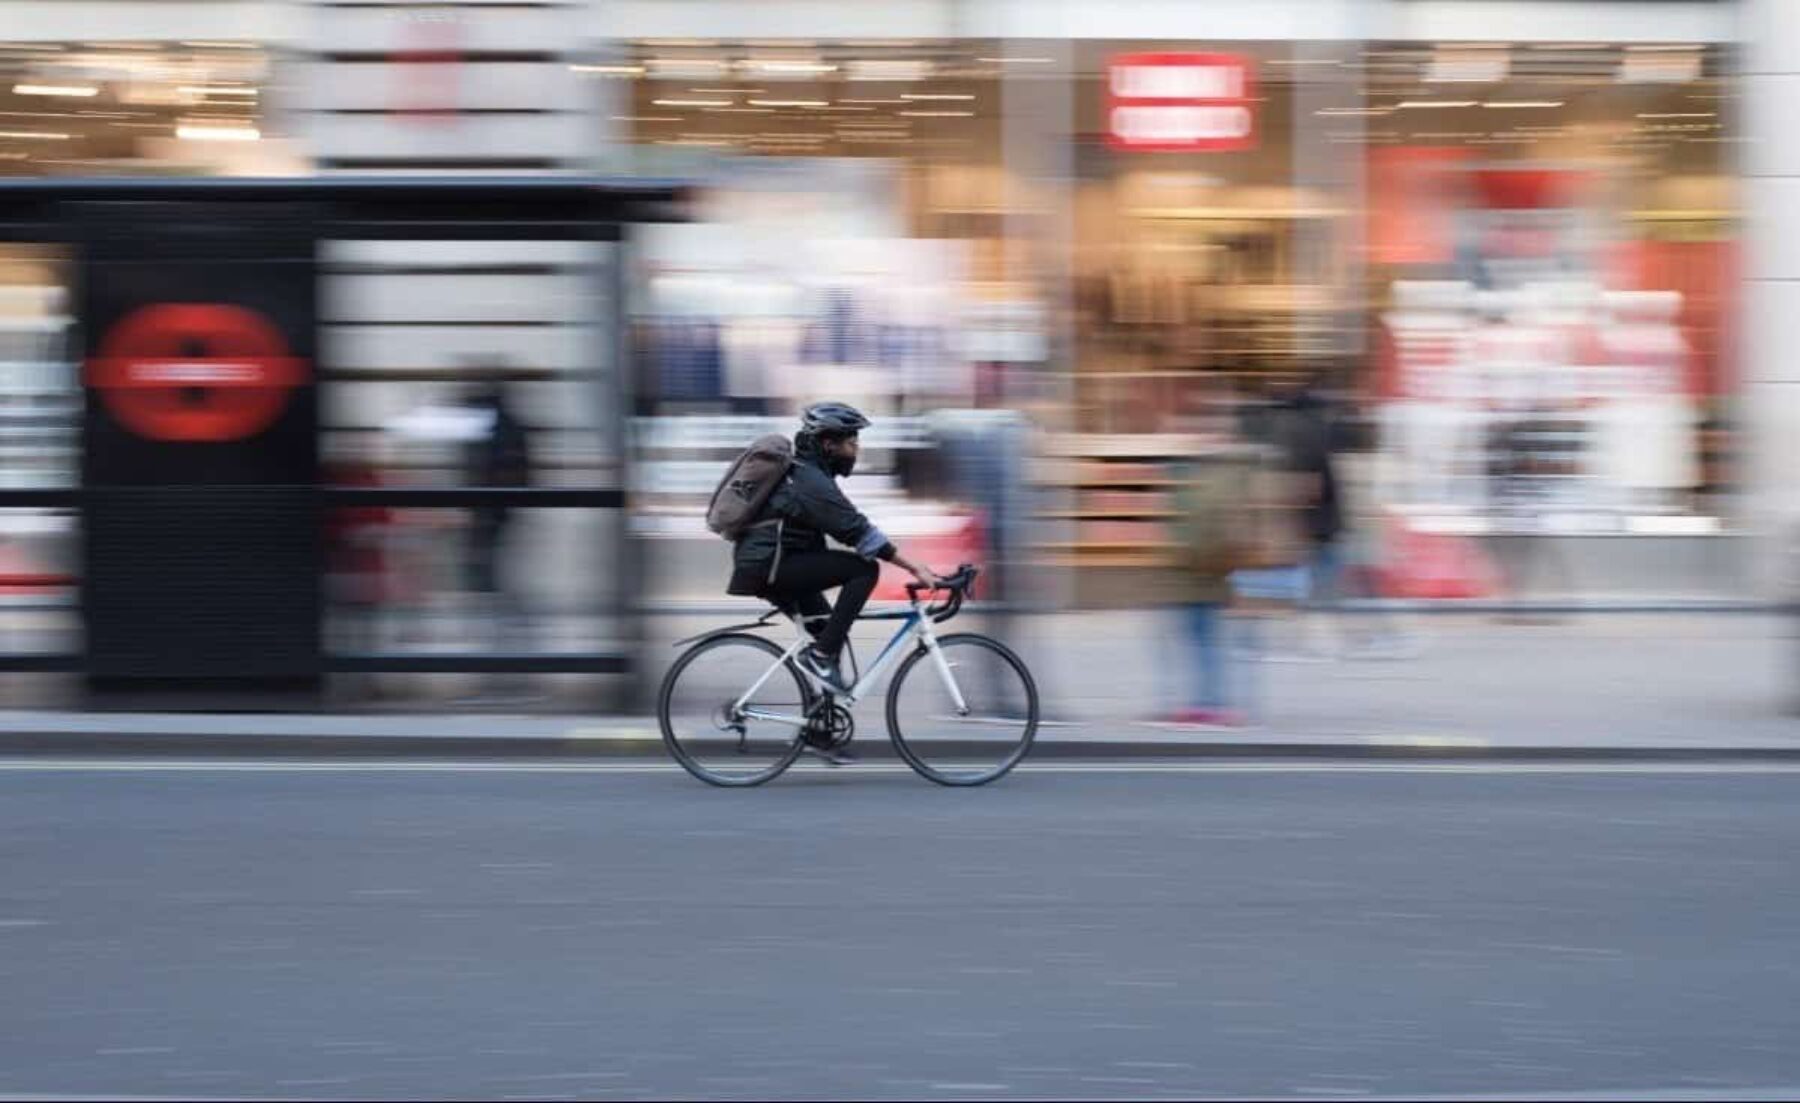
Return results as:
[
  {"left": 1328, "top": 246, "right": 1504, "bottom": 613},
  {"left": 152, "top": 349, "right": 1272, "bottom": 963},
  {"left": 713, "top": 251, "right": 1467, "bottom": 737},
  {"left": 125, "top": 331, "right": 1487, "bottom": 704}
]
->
[
  {"left": 0, "top": 758, "right": 1793, "bottom": 777},
  {"left": 0, "top": 1097, "right": 260, "bottom": 1102}
]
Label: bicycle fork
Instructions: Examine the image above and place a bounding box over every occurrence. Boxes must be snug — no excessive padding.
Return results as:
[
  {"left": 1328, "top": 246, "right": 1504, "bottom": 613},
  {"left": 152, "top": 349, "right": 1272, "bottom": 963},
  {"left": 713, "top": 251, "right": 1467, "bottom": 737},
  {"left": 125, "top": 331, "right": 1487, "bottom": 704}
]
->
[{"left": 920, "top": 626, "right": 971, "bottom": 717}]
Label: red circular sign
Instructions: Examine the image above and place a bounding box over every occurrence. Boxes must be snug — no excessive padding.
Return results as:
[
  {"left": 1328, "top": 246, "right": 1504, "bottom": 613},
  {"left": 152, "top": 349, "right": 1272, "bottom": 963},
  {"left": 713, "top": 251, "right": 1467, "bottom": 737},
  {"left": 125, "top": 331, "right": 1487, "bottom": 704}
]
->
[{"left": 87, "top": 303, "right": 306, "bottom": 443}]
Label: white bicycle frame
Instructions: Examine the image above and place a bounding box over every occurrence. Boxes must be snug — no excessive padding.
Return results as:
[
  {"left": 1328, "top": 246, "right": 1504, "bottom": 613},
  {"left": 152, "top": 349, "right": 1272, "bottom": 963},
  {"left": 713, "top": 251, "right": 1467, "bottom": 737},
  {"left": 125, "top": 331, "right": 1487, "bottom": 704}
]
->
[{"left": 731, "top": 604, "right": 968, "bottom": 729}]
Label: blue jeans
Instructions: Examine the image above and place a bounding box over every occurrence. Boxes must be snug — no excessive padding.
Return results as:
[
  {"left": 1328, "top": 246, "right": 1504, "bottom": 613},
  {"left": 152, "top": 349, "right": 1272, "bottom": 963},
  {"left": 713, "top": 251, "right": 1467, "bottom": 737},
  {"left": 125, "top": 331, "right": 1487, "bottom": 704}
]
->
[
  {"left": 1307, "top": 539, "right": 1344, "bottom": 608},
  {"left": 1184, "top": 602, "right": 1229, "bottom": 711}
]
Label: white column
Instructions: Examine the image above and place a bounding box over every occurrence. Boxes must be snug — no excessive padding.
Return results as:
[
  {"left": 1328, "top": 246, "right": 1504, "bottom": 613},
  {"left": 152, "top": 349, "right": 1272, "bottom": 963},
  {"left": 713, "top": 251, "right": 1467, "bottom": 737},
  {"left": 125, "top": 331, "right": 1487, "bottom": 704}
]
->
[{"left": 1742, "top": 0, "right": 1800, "bottom": 594}]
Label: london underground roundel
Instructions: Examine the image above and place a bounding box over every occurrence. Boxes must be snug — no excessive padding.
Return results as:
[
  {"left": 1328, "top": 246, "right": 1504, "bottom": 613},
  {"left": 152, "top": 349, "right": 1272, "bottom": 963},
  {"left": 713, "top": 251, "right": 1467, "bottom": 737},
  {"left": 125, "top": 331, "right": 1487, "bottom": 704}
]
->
[{"left": 87, "top": 303, "right": 307, "bottom": 443}]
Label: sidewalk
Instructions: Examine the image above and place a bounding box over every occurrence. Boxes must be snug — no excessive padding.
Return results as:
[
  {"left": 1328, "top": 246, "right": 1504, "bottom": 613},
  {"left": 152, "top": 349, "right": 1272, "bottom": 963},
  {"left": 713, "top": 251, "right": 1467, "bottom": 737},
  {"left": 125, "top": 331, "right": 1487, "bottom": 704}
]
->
[{"left": 0, "top": 611, "right": 1793, "bottom": 760}]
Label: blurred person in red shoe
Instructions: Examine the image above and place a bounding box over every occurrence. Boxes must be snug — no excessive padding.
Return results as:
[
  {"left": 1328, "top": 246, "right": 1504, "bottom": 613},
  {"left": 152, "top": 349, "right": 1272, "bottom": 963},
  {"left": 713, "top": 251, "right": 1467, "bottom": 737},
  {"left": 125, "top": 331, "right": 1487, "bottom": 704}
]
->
[{"left": 1162, "top": 378, "right": 1258, "bottom": 728}]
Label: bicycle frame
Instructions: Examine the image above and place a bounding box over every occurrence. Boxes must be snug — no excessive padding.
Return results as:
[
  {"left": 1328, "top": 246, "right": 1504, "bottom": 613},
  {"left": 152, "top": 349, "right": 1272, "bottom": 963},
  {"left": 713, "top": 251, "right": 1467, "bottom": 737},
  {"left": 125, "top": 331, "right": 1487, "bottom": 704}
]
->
[{"left": 731, "top": 605, "right": 968, "bottom": 729}]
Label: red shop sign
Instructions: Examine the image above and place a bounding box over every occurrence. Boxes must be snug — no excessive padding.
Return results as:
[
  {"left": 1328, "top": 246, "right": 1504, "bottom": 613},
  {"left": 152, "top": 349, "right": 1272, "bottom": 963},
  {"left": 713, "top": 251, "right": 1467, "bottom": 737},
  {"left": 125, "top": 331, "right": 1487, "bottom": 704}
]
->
[
  {"left": 88, "top": 303, "right": 307, "bottom": 443},
  {"left": 1107, "top": 52, "right": 1257, "bottom": 152}
]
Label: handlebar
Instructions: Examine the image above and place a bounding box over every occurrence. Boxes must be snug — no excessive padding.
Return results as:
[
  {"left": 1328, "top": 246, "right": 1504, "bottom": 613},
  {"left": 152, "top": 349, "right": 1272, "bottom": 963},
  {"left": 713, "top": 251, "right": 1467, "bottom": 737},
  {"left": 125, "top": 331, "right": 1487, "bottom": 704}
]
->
[{"left": 906, "top": 563, "right": 979, "bottom": 622}]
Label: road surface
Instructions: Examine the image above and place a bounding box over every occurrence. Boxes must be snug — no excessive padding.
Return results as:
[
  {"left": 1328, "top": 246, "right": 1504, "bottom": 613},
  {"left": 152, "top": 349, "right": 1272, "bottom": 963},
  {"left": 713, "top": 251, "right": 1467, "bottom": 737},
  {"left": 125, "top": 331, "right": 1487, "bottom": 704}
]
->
[{"left": 0, "top": 758, "right": 1796, "bottom": 1099}]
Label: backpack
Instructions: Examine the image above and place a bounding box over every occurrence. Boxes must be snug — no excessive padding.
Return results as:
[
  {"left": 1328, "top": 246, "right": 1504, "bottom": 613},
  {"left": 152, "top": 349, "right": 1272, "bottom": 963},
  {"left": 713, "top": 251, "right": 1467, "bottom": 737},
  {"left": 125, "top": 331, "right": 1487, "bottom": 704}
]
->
[{"left": 705, "top": 433, "right": 794, "bottom": 541}]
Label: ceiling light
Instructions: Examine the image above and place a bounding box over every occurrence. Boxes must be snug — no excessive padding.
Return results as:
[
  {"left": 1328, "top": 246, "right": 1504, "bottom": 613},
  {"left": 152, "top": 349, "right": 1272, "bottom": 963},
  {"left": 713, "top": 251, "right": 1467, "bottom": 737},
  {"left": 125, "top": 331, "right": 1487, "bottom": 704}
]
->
[
  {"left": 846, "top": 60, "right": 931, "bottom": 82},
  {"left": 740, "top": 60, "right": 837, "bottom": 75},
  {"left": 1483, "top": 101, "right": 1564, "bottom": 109},
  {"left": 1426, "top": 46, "right": 1509, "bottom": 84},
  {"left": 176, "top": 123, "right": 259, "bottom": 141},
  {"left": 571, "top": 64, "right": 643, "bottom": 75},
  {"left": 653, "top": 98, "right": 732, "bottom": 107},
  {"left": 13, "top": 84, "right": 100, "bottom": 98},
  {"left": 900, "top": 93, "right": 974, "bottom": 101},
  {"left": 1395, "top": 100, "right": 1478, "bottom": 109},
  {"left": 840, "top": 98, "right": 905, "bottom": 105},
  {"left": 748, "top": 99, "right": 828, "bottom": 108},
  {"left": 899, "top": 110, "right": 973, "bottom": 118},
  {"left": 0, "top": 130, "right": 70, "bottom": 140},
  {"left": 645, "top": 58, "right": 729, "bottom": 75},
  {"left": 612, "top": 115, "right": 682, "bottom": 123},
  {"left": 1638, "top": 112, "right": 1714, "bottom": 119},
  {"left": 703, "top": 107, "right": 775, "bottom": 114}
]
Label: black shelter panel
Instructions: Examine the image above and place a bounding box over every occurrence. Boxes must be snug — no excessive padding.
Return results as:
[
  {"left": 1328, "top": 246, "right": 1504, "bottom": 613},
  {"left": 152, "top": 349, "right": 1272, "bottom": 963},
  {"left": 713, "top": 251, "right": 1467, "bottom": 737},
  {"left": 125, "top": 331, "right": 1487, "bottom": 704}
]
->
[
  {"left": 76, "top": 200, "right": 323, "bottom": 693},
  {"left": 84, "top": 486, "right": 320, "bottom": 679},
  {"left": 0, "top": 177, "right": 687, "bottom": 702}
]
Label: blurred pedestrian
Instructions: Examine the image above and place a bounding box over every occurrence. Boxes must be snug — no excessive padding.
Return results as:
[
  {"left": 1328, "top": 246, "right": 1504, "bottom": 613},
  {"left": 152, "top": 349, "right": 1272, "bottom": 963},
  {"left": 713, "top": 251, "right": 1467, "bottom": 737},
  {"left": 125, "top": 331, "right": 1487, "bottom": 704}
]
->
[
  {"left": 1266, "top": 373, "right": 1347, "bottom": 656},
  {"left": 1164, "top": 406, "right": 1257, "bottom": 727},
  {"left": 924, "top": 410, "right": 1030, "bottom": 634},
  {"left": 460, "top": 366, "right": 536, "bottom": 704},
  {"left": 1332, "top": 391, "right": 1422, "bottom": 660}
]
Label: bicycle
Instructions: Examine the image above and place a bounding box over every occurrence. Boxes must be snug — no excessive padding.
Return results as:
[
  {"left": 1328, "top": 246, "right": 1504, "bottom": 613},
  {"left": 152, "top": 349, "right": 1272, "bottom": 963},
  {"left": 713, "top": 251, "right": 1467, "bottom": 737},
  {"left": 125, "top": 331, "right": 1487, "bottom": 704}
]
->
[{"left": 658, "top": 564, "right": 1039, "bottom": 787}]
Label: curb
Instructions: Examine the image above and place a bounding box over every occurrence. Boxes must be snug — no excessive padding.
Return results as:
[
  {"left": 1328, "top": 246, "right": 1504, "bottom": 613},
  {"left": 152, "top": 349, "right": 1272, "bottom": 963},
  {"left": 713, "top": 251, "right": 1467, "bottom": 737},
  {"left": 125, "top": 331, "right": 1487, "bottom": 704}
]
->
[
  {"left": 1, "top": 731, "right": 1798, "bottom": 763},
  {"left": 639, "top": 599, "right": 1789, "bottom": 617}
]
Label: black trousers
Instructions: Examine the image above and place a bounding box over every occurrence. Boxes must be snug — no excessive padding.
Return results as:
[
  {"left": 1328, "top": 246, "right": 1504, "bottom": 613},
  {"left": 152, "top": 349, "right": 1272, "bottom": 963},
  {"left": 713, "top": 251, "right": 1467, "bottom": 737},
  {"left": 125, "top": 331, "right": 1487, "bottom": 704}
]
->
[{"left": 765, "top": 550, "right": 879, "bottom": 658}]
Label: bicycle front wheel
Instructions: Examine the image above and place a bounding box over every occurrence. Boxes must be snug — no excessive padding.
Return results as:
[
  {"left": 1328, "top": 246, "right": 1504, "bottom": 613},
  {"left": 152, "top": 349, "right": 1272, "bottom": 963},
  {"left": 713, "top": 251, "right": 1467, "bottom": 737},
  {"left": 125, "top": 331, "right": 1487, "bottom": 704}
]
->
[
  {"left": 886, "top": 633, "right": 1038, "bottom": 786},
  {"left": 660, "top": 633, "right": 811, "bottom": 787}
]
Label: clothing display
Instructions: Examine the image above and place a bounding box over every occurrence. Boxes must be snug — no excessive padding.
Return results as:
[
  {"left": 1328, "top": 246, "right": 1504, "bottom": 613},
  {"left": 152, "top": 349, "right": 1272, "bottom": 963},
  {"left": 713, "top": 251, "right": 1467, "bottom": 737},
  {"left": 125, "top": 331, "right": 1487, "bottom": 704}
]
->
[
  {"left": 647, "top": 319, "right": 725, "bottom": 404},
  {"left": 1377, "top": 279, "right": 1699, "bottom": 520},
  {"left": 1592, "top": 292, "right": 1697, "bottom": 504}
]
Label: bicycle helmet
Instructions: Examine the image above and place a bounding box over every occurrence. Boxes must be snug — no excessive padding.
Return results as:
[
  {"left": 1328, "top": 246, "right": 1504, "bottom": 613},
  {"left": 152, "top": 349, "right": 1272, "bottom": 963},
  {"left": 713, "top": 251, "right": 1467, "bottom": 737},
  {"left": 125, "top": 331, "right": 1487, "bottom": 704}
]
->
[{"left": 800, "top": 401, "right": 872, "bottom": 438}]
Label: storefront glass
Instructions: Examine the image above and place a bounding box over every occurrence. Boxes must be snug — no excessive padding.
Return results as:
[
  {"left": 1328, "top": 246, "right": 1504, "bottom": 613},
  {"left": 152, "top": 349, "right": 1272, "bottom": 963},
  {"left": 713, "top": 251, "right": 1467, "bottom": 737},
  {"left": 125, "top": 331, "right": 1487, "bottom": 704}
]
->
[
  {"left": 603, "top": 40, "right": 1048, "bottom": 603},
  {"left": 1359, "top": 42, "right": 1738, "bottom": 532},
  {"left": 601, "top": 34, "right": 1745, "bottom": 604},
  {"left": 0, "top": 41, "right": 283, "bottom": 177}
]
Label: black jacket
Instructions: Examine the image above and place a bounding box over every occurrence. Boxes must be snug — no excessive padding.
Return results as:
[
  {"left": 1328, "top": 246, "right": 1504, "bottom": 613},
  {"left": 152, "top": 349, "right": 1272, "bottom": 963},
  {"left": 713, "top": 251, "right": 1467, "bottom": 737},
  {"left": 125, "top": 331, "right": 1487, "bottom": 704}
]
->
[
  {"left": 1269, "top": 391, "right": 1343, "bottom": 546},
  {"left": 727, "top": 436, "right": 893, "bottom": 595},
  {"left": 462, "top": 396, "right": 532, "bottom": 533}
]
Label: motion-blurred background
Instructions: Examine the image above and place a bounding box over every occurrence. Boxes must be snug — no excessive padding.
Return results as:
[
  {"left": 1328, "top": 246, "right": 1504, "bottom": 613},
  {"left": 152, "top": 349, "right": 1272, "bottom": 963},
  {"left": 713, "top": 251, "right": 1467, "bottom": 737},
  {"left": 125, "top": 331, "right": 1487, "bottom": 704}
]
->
[{"left": 0, "top": 0, "right": 1787, "bottom": 718}]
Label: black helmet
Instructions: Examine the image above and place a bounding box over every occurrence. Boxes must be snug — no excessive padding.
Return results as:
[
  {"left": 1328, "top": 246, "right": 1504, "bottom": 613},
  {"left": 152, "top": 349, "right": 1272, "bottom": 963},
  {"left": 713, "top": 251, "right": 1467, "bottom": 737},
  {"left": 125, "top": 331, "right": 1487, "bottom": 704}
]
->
[{"left": 800, "top": 401, "right": 871, "bottom": 438}]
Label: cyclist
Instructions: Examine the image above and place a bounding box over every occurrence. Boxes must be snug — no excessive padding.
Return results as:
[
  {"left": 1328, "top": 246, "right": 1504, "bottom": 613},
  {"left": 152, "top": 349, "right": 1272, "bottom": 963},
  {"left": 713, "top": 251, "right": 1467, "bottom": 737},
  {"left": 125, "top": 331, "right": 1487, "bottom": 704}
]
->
[{"left": 727, "top": 402, "right": 942, "bottom": 704}]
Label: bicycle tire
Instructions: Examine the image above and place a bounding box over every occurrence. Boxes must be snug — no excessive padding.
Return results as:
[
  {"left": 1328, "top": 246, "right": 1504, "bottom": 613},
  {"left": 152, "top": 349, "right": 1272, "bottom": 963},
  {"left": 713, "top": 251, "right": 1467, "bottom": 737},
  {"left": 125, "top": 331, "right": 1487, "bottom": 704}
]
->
[
  {"left": 885, "top": 633, "right": 1039, "bottom": 786},
  {"left": 659, "top": 633, "right": 812, "bottom": 787}
]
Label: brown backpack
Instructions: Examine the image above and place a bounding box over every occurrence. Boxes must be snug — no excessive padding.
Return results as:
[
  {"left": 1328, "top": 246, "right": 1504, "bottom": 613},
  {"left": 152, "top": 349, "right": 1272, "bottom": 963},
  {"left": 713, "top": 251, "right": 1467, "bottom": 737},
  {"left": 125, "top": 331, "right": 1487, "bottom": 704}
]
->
[{"left": 705, "top": 433, "right": 794, "bottom": 541}]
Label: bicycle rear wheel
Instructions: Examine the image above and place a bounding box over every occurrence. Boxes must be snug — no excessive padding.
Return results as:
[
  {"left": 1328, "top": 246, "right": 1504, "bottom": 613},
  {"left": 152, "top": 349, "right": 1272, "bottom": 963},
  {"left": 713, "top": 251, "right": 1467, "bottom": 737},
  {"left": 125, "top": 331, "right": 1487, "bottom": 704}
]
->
[
  {"left": 886, "top": 633, "right": 1038, "bottom": 786},
  {"left": 660, "top": 633, "right": 811, "bottom": 787}
]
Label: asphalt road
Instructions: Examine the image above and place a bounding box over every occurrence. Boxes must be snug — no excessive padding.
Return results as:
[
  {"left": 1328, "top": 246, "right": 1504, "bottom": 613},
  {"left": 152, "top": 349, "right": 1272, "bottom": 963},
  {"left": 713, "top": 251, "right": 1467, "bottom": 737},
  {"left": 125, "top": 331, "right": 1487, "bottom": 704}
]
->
[{"left": 0, "top": 759, "right": 1797, "bottom": 1100}]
